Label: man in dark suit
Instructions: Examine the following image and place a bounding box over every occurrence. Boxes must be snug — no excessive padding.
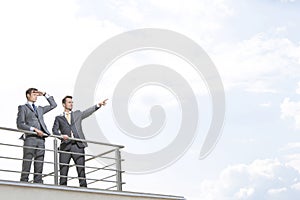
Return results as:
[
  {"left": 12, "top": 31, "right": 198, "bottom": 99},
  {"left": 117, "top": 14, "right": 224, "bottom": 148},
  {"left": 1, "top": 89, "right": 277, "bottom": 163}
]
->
[
  {"left": 52, "top": 96, "right": 108, "bottom": 187},
  {"left": 17, "top": 88, "right": 57, "bottom": 183}
]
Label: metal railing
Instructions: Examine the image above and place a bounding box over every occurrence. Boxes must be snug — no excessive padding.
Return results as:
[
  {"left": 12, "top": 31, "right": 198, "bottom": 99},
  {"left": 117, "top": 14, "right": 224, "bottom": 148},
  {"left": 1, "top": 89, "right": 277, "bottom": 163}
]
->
[{"left": 0, "top": 126, "right": 125, "bottom": 191}]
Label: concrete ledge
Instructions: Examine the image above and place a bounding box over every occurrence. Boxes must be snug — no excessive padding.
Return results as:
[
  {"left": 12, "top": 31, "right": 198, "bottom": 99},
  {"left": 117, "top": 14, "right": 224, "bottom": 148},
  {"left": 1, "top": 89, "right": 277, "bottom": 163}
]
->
[{"left": 0, "top": 180, "right": 185, "bottom": 200}]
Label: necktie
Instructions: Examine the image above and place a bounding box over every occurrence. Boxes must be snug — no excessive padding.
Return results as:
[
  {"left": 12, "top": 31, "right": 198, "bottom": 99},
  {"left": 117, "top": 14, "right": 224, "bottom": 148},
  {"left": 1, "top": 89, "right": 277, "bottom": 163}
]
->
[
  {"left": 32, "top": 104, "right": 37, "bottom": 114},
  {"left": 65, "top": 112, "right": 71, "bottom": 124},
  {"left": 65, "top": 113, "right": 74, "bottom": 138}
]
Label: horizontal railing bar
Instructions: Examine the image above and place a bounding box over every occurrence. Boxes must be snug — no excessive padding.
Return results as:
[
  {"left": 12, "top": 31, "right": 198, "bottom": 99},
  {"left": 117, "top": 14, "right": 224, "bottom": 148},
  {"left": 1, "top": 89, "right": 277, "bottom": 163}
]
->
[
  {"left": 80, "top": 149, "right": 125, "bottom": 165},
  {"left": 105, "top": 185, "right": 118, "bottom": 190},
  {"left": 0, "top": 169, "right": 53, "bottom": 177},
  {"left": 0, "top": 143, "right": 123, "bottom": 162},
  {"left": 79, "top": 163, "right": 118, "bottom": 182},
  {"left": 58, "top": 174, "right": 125, "bottom": 184},
  {"left": 67, "top": 166, "right": 116, "bottom": 182},
  {"left": 87, "top": 174, "right": 121, "bottom": 186},
  {"left": 0, "top": 156, "right": 55, "bottom": 165},
  {"left": 0, "top": 126, "right": 126, "bottom": 190},
  {"left": 0, "top": 127, "right": 124, "bottom": 148},
  {"left": 0, "top": 157, "right": 123, "bottom": 176},
  {"left": 85, "top": 169, "right": 102, "bottom": 176},
  {"left": 101, "top": 174, "right": 117, "bottom": 180},
  {"left": 58, "top": 162, "right": 123, "bottom": 172},
  {"left": 42, "top": 163, "right": 122, "bottom": 179},
  {"left": 85, "top": 149, "right": 118, "bottom": 162},
  {"left": 67, "top": 170, "right": 100, "bottom": 182},
  {"left": 92, "top": 148, "right": 116, "bottom": 158},
  {"left": 0, "top": 156, "right": 119, "bottom": 173},
  {"left": 0, "top": 142, "right": 54, "bottom": 153},
  {"left": 69, "top": 163, "right": 115, "bottom": 178},
  {"left": 57, "top": 150, "right": 117, "bottom": 160},
  {"left": 87, "top": 179, "right": 103, "bottom": 185},
  {"left": 41, "top": 158, "right": 123, "bottom": 180},
  {"left": 102, "top": 162, "right": 117, "bottom": 169}
]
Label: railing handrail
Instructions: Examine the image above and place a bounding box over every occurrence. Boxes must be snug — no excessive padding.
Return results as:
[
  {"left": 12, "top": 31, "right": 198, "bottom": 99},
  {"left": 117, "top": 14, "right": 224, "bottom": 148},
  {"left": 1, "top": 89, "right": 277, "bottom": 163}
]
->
[
  {"left": 0, "top": 126, "right": 125, "bottom": 190},
  {"left": 0, "top": 126, "right": 124, "bottom": 148}
]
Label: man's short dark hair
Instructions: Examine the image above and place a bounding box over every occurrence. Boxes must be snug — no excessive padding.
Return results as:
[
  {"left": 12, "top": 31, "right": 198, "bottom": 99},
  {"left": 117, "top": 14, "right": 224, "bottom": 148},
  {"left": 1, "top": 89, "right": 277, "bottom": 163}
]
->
[
  {"left": 62, "top": 96, "right": 73, "bottom": 104},
  {"left": 26, "top": 88, "right": 38, "bottom": 98}
]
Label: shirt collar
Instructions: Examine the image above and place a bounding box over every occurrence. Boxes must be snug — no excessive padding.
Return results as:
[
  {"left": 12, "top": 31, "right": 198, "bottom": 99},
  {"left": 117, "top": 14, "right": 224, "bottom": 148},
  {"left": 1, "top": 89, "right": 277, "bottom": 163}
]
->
[
  {"left": 27, "top": 101, "right": 35, "bottom": 106},
  {"left": 63, "top": 111, "right": 72, "bottom": 115}
]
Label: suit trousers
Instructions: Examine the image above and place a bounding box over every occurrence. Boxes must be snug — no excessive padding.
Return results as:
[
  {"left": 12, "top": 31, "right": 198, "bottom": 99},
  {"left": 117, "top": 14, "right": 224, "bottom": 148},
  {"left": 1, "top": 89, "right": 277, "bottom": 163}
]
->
[
  {"left": 59, "top": 143, "right": 87, "bottom": 187},
  {"left": 20, "top": 136, "right": 45, "bottom": 183}
]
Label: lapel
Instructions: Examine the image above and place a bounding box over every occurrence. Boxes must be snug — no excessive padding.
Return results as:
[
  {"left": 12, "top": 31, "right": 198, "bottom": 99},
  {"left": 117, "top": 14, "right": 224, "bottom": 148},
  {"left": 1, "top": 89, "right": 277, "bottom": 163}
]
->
[
  {"left": 61, "top": 114, "right": 72, "bottom": 126},
  {"left": 25, "top": 103, "right": 34, "bottom": 112},
  {"left": 60, "top": 114, "right": 77, "bottom": 138},
  {"left": 70, "top": 112, "right": 75, "bottom": 125},
  {"left": 25, "top": 103, "right": 38, "bottom": 117},
  {"left": 60, "top": 114, "right": 68, "bottom": 125}
]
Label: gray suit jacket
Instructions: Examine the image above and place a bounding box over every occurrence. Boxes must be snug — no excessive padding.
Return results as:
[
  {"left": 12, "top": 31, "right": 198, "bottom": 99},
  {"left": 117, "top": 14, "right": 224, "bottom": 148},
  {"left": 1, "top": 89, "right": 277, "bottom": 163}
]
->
[
  {"left": 52, "top": 105, "right": 100, "bottom": 149},
  {"left": 17, "top": 96, "right": 57, "bottom": 139}
]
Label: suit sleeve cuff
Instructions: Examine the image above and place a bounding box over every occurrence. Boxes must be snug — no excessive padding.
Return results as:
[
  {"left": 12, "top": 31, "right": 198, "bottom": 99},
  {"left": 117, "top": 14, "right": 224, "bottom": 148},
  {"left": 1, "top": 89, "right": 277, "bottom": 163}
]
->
[{"left": 44, "top": 93, "right": 51, "bottom": 98}]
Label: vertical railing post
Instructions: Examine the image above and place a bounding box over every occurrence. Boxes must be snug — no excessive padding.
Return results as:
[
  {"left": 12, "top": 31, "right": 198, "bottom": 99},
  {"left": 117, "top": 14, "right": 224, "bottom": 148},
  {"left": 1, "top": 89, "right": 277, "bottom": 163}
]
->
[
  {"left": 115, "top": 148, "right": 122, "bottom": 191},
  {"left": 53, "top": 138, "right": 59, "bottom": 185}
]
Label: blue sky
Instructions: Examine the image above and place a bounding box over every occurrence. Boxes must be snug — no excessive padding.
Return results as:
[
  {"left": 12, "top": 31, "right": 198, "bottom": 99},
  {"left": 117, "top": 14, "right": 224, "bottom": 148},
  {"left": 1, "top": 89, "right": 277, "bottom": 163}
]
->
[{"left": 1, "top": 0, "right": 300, "bottom": 199}]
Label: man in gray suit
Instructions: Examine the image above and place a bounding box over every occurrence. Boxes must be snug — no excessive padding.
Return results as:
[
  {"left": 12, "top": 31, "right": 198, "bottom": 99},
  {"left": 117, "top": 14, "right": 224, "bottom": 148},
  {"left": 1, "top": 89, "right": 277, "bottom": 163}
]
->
[
  {"left": 17, "top": 88, "right": 57, "bottom": 183},
  {"left": 52, "top": 96, "right": 108, "bottom": 187}
]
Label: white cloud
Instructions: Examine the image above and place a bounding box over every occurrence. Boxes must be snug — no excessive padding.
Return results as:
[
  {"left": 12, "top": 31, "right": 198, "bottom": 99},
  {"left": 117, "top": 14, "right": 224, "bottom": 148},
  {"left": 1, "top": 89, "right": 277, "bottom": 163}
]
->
[
  {"left": 212, "top": 32, "right": 300, "bottom": 92},
  {"left": 267, "top": 187, "right": 287, "bottom": 195},
  {"left": 78, "top": 0, "right": 300, "bottom": 94},
  {"left": 199, "top": 159, "right": 300, "bottom": 200},
  {"left": 280, "top": 0, "right": 296, "bottom": 3},
  {"left": 280, "top": 142, "right": 300, "bottom": 174},
  {"left": 284, "top": 153, "right": 300, "bottom": 174},
  {"left": 234, "top": 187, "right": 255, "bottom": 199},
  {"left": 280, "top": 143, "right": 300, "bottom": 151},
  {"left": 79, "top": 0, "right": 234, "bottom": 48},
  {"left": 259, "top": 102, "right": 272, "bottom": 107},
  {"left": 287, "top": 156, "right": 300, "bottom": 176},
  {"left": 296, "top": 81, "right": 300, "bottom": 94},
  {"left": 280, "top": 98, "right": 300, "bottom": 129},
  {"left": 291, "top": 182, "right": 300, "bottom": 190},
  {"left": 114, "top": 1, "right": 145, "bottom": 24},
  {"left": 148, "top": 0, "right": 233, "bottom": 18}
]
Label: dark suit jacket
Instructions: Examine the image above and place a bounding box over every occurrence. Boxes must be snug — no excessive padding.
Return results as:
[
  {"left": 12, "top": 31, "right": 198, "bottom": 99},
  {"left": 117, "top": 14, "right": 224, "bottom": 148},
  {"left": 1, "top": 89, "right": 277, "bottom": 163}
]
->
[
  {"left": 52, "top": 105, "right": 99, "bottom": 150},
  {"left": 17, "top": 96, "right": 57, "bottom": 138}
]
